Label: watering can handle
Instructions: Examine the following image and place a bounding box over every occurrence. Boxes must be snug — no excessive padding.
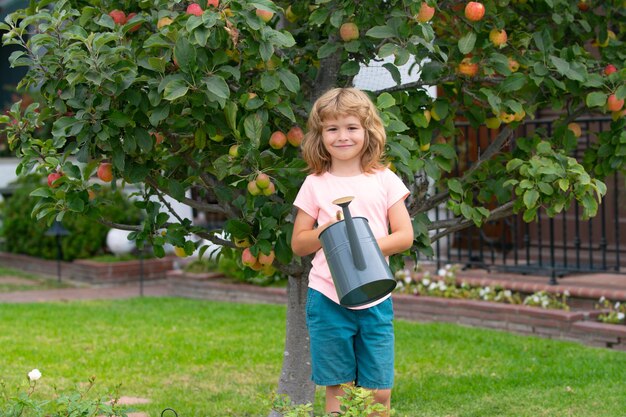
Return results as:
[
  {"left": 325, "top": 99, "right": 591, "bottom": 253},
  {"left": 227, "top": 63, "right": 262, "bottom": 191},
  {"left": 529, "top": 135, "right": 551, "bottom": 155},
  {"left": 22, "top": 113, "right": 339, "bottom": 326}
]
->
[{"left": 333, "top": 197, "right": 367, "bottom": 271}]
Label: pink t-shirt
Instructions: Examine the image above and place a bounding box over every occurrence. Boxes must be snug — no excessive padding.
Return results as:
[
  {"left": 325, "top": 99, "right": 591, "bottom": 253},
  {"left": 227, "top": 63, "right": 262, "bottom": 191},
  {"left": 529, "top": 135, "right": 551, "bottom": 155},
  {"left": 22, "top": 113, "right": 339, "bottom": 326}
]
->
[{"left": 293, "top": 168, "right": 410, "bottom": 309}]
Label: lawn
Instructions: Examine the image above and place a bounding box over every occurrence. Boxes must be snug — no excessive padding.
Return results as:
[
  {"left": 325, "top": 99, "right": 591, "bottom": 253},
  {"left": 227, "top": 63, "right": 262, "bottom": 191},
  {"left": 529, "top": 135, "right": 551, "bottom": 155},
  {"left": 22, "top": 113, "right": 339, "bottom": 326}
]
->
[
  {"left": 0, "top": 267, "right": 72, "bottom": 292},
  {"left": 0, "top": 297, "right": 625, "bottom": 416}
]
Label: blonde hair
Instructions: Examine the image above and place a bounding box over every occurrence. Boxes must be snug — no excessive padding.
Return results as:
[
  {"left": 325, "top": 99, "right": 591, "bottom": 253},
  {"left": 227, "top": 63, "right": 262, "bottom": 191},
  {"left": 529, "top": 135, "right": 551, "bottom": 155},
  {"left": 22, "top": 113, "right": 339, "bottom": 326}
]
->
[{"left": 301, "top": 88, "right": 387, "bottom": 175}]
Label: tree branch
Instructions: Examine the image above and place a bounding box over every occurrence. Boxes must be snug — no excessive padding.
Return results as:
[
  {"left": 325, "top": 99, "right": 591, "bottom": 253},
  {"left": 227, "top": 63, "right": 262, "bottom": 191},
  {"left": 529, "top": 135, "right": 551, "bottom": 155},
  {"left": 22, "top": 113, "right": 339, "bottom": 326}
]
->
[{"left": 428, "top": 201, "right": 515, "bottom": 242}]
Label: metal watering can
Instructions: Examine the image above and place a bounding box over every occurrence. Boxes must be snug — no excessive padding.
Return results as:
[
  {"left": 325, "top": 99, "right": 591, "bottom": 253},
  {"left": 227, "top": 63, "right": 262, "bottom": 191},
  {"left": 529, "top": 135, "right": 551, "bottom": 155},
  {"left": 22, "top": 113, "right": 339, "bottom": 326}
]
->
[{"left": 319, "top": 196, "right": 396, "bottom": 307}]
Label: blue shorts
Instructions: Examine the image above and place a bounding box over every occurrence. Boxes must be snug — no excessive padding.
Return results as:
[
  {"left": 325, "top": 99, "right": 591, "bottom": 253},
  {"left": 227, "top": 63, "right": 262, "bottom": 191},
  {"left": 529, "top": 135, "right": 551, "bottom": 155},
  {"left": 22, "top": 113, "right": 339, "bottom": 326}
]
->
[{"left": 305, "top": 288, "right": 395, "bottom": 389}]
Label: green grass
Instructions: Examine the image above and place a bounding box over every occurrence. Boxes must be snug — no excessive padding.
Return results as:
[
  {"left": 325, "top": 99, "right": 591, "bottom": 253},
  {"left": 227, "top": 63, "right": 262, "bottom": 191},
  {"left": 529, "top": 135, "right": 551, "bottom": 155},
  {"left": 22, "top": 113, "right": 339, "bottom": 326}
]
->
[
  {"left": 0, "top": 267, "right": 72, "bottom": 292},
  {"left": 0, "top": 297, "right": 625, "bottom": 416}
]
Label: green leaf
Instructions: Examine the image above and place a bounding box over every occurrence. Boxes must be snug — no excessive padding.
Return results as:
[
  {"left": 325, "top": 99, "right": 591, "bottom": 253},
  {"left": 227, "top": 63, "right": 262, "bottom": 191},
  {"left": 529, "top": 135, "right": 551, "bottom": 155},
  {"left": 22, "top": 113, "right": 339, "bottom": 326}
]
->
[
  {"left": 224, "top": 101, "right": 238, "bottom": 131},
  {"left": 244, "top": 113, "right": 263, "bottom": 144},
  {"left": 174, "top": 36, "right": 197, "bottom": 73},
  {"left": 276, "top": 102, "right": 296, "bottom": 123},
  {"left": 585, "top": 91, "right": 607, "bottom": 108},
  {"left": 163, "top": 79, "right": 189, "bottom": 101},
  {"left": 382, "top": 63, "right": 402, "bottom": 85},
  {"left": 366, "top": 25, "right": 396, "bottom": 39},
  {"left": 275, "top": 233, "right": 293, "bottom": 264},
  {"left": 523, "top": 189, "right": 539, "bottom": 208},
  {"left": 458, "top": 32, "right": 476, "bottom": 55},
  {"left": 224, "top": 219, "right": 252, "bottom": 238},
  {"left": 260, "top": 72, "right": 280, "bottom": 92},
  {"left": 149, "top": 104, "right": 170, "bottom": 126},
  {"left": 499, "top": 73, "right": 527, "bottom": 92},
  {"left": 277, "top": 69, "right": 300, "bottom": 93},
  {"left": 377, "top": 93, "right": 395, "bottom": 110},
  {"left": 318, "top": 42, "right": 340, "bottom": 59},
  {"left": 204, "top": 75, "right": 230, "bottom": 99},
  {"left": 447, "top": 178, "right": 463, "bottom": 196}
]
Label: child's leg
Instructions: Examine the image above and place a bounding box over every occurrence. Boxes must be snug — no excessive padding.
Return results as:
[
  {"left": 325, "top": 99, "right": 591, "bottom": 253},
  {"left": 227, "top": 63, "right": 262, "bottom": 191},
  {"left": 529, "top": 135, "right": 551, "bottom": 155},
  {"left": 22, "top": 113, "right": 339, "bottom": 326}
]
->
[
  {"left": 325, "top": 383, "right": 353, "bottom": 414},
  {"left": 372, "top": 388, "right": 391, "bottom": 416}
]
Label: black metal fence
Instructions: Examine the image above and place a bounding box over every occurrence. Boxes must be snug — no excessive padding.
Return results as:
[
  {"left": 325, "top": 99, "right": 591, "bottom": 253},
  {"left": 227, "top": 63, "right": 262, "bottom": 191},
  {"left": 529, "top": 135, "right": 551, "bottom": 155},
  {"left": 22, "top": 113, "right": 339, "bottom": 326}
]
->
[{"left": 431, "top": 116, "right": 624, "bottom": 284}]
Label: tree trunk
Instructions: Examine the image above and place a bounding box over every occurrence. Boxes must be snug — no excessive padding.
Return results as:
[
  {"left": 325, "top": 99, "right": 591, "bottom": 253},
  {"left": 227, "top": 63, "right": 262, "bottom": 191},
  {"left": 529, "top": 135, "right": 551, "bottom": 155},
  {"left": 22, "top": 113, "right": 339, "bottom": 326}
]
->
[{"left": 269, "top": 267, "right": 315, "bottom": 417}]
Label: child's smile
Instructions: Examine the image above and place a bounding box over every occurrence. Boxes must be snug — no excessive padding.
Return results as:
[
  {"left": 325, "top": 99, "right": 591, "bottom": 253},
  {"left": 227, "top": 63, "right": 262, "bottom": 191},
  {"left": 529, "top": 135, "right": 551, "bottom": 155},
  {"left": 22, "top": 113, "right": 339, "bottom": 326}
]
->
[{"left": 321, "top": 115, "right": 366, "bottom": 170}]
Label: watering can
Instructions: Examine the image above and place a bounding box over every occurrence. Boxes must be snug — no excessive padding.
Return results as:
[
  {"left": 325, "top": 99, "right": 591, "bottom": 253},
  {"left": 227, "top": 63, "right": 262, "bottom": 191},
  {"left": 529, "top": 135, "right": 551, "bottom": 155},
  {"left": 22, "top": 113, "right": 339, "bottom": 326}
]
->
[{"left": 319, "top": 196, "right": 396, "bottom": 307}]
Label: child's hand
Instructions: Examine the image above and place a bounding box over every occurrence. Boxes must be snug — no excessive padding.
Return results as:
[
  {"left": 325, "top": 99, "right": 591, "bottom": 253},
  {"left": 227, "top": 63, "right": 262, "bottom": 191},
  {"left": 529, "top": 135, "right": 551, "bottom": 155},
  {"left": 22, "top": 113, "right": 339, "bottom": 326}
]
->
[{"left": 336, "top": 210, "right": 343, "bottom": 221}]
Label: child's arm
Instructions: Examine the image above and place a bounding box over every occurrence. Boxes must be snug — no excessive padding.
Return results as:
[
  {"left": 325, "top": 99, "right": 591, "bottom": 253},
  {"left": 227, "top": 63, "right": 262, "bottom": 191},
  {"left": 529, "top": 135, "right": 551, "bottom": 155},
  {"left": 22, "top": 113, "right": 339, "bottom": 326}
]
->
[
  {"left": 291, "top": 209, "right": 337, "bottom": 257},
  {"left": 377, "top": 199, "right": 414, "bottom": 257}
]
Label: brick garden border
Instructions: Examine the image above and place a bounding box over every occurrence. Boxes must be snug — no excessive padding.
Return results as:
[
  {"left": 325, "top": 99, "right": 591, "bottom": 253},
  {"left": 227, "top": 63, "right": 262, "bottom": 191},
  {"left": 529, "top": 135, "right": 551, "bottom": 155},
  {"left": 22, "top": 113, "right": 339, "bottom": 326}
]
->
[
  {"left": 0, "top": 252, "right": 174, "bottom": 285},
  {"left": 167, "top": 270, "right": 626, "bottom": 351}
]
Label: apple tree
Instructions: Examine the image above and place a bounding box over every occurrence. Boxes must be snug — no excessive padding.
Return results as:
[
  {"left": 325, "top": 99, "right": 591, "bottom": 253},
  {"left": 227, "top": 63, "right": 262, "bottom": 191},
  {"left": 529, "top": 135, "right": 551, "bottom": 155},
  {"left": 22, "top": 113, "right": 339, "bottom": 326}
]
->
[{"left": 1, "top": 0, "right": 625, "bottom": 410}]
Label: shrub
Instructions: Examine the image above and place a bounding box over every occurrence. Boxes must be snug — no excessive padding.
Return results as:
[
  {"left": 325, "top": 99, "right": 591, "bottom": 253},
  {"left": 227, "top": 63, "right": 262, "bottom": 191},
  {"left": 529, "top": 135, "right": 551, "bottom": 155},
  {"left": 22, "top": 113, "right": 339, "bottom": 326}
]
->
[
  {"left": 596, "top": 297, "right": 626, "bottom": 325},
  {"left": 395, "top": 263, "right": 570, "bottom": 310},
  {"left": 2, "top": 174, "right": 143, "bottom": 261},
  {"left": 0, "top": 369, "right": 129, "bottom": 417}
]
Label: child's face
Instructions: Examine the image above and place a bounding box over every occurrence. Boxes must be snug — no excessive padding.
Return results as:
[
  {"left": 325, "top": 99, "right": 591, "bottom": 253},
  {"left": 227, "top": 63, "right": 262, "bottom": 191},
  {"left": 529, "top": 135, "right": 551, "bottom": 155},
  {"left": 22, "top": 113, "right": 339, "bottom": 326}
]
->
[{"left": 321, "top": 114, "right": 365, "bottom": 168}]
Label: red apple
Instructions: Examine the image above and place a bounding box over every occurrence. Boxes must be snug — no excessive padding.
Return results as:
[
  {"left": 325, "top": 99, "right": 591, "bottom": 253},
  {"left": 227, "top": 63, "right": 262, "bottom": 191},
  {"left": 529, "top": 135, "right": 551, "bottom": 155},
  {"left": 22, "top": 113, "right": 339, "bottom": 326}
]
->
[
  {"left": 247, "top": 180, "right": 261, "bottom": 196},
  {"left": 339, "top": 22, "right": 359, "bottom": 41},
  {"left": 241, "top": 248, "right": 257, "bottom": 267},
  {"left": 489, "top": 28, "right": 507, "bottom": 47},
  {"left": 262, "top": 181, "right": 276, "bottom": 196},
  {"left": 286, "top": 126, "right": 304, "bottom": 147},
  {"left": 108, "top": 9, "right": 126, "bottom": 25},
  {"left": 97, "top": 162, "right": 113, "bottom": 183},
  {"left": 269, "top": 131, "right": 287, "bottom": 149},
  {"left": 415, "top": 3, "right": 435, "bottom": 23},
  {"left": 607, "top": 94, "right": 625, "bottom": 112},
  {"left": 152, "top": 131, "right": 165, "bottom": 144},
  {"left": 577, "top": 0, "right": 590, "bottom": 11},
  {"left": 256, "top": 172, "right": 271, "bottom": 189},
  {"left": 567, "top": 122, "right": 582, "bottom": 138},
  {"left": 258, "top": 250, "right": 275, "bottom": 266},
  {"left": 186, "top": 3, "right": 203, "bottom": 16},
  {"left": 604, "top": 64, "right": 617, "bottom": 76},
  {"left": 47, "top": 172, "right": 63, "bottom": 188},
  {"left": 207, "top": 0, "right": 219, "bottom": 7},
  {"left": 256, "top": 9, "right": 274, "bottom": 22},
  {"left": 126, "top": 12, "right": 141, "bottom": 32},
  {"left": 508, "top": 57, "right": 520, "bottom": 72},
  {"left": 229, "top": 144, "right": 239, "bottom": 157},
  {"left": 458, "top": 57, "right": 478, "bottom": 77},
  {"left": 157, "top": 17, "right": 174, "bottom": 29},
  {"left": 464, "top": 1, "right": 485, "bottom": 22}
]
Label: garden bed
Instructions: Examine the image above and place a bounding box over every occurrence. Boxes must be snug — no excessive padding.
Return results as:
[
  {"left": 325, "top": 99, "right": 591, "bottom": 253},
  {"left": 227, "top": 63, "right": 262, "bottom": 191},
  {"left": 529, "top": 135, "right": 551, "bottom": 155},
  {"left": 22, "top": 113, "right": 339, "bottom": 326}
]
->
[
  {"left": 0, "top": 252, "right": 174, "bottom": 285},
  {"left": 167, "top": 270, "right": 626, "bottom": 351}
]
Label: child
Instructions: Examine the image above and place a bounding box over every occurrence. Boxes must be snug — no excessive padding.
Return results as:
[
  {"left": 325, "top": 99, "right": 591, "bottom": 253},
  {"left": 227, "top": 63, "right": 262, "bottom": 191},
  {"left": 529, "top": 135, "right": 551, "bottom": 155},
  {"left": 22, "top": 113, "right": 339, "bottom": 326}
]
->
[{"left": 291, "top": 87, "right": 414, "bottom": 415}]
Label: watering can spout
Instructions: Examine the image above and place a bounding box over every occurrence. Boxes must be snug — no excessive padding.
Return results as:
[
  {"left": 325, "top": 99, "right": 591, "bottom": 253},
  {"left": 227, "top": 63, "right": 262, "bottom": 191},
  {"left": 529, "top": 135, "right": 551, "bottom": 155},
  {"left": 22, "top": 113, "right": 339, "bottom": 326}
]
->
[{"left": 333, "top": 197, "right": 367, "bottom": 271}]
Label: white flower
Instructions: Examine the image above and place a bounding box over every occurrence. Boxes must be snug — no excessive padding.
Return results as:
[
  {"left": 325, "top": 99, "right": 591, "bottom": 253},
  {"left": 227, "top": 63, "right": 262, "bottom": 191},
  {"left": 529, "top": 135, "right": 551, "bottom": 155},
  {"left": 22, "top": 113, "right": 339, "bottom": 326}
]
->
[
  {"left": 542, "top": 299, "right": 549, "bottom": 308},
  {"left": 404, "top": 276, "right": 412, "bottom": 285},
  {"left": 615, "top": 302, "right": 621, "bottom": 309},
  {"left": 438, "top": 282, "right": 447, "bottom": 291},
  {"left": 618, "top": 312, "right": 625, "bottom": 321},
  {"left": 438, "top": 268, "right": 446, "bottom": 277},
  {"left": 422, "top": 278, "right": 431, "bottom": 286},
  {"left": 429, "top": 282, "right": 438, "bottom": 291},
  {"left": 445, "top": 264, "right": 453, "bottom": 270},
  {"left": 563, "top": 290, "right": 570, "bottom": 297},
  {"left": 599, "top": 296, "right": 606, "bottom": 303},
  {"left": 504, "top": 290, "right": 512, "bottom": 297},
  {"left": 28, "top": 369, "right": 41, "bottom": 381}
]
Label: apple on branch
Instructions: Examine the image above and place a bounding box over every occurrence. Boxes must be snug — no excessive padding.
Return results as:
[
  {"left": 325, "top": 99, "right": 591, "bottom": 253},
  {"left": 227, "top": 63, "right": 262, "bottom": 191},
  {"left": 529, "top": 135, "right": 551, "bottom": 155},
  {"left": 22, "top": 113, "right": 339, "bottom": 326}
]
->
[
  {"left": 415, "top": 3, "right": 435, "bottom": 23},
  {"left": 269, "top": 131, "right": 287, "bottom": 149},
  {"left": 339, "top": 22, "right": 359, "bottom": 41},
  {"left": 465, "top": 1, "right": 485, "bottom": 22},
  {"left": 607, "top": 94, "right": 625, "bottom": 112},
  {"left": 287, "top": 126, "right": 304, "bottom": 147},
  {"left": 489, "top": 28, "right": 507, "bottom": 48},
  {"left": 47, "top": 172, "right": 63, "bottom": 188},
  {"left": 108, "top": 9, "right": 126, "bottom": 25},
  {"left": 568, "top": 122, "right": 582, "bottom": 138},
  {"left": 97, "top": 162, "right": 113, "bottom": 183},
  {"left": 186, "top": 3, "right": 203, "bottom": 16},
  {"left": 458, "top": 57, "right": 479, "bottom": 77},
  {"left": 604, "top": 64, "right": 617, "bottom": 76},
  {"left": 256, "top": 8, "right": 274, "bottom": 22}
]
